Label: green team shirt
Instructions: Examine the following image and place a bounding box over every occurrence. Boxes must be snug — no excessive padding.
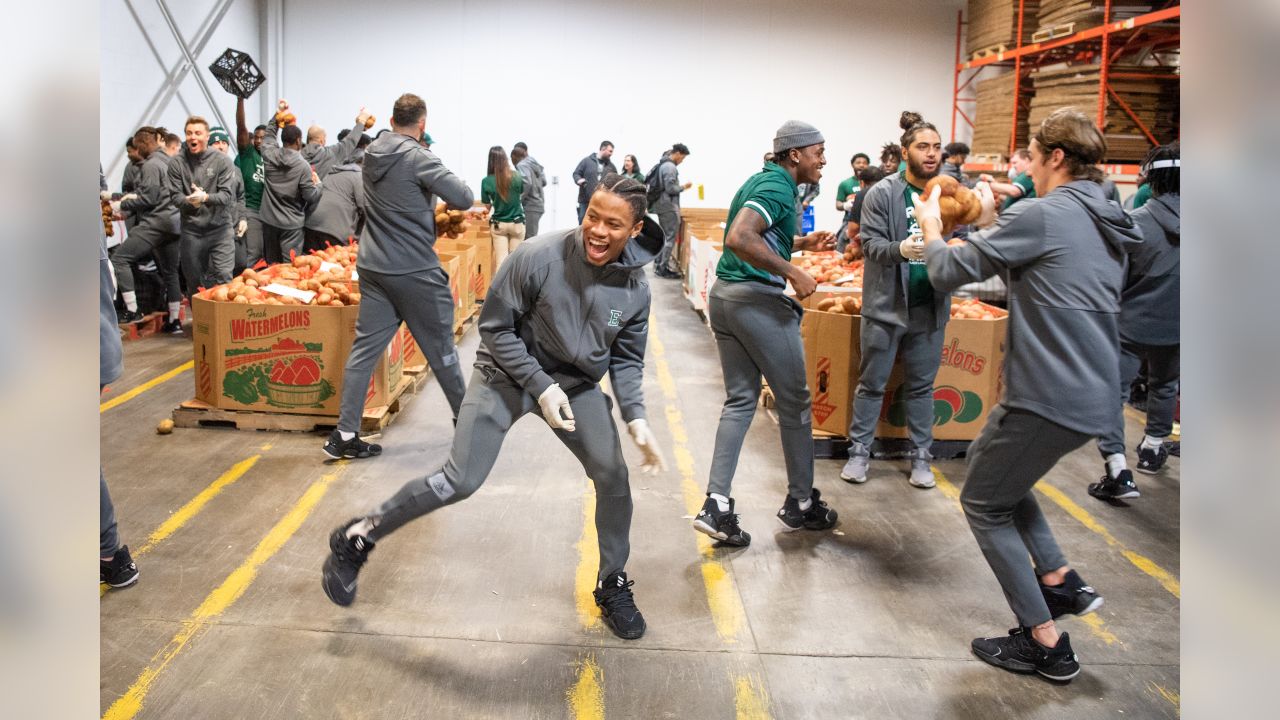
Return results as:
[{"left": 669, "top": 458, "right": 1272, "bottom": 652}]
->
[
  {"left": 1002, "top": 170, "right": 1036, "bottom": 210},
  {"left": 235, "top": 146, "right": 265, "bottom": 210},
  {"left": 1132, "top": 183, "right": 1152, "bottom": 209},
  {"left": 481, "top": 173, "right": 525, "bottom": 223},
  {"left": 716, "top": 162, "right": 799, "bottom": 286},
  {"left": 902, "top": 172, "right": 934, "bottom": 307},
  {"left": 625, "top": 171, "right": 645, "bottom": 183},
  {"left": 836, "top": 176, "right": 859, "bottom": 203}
]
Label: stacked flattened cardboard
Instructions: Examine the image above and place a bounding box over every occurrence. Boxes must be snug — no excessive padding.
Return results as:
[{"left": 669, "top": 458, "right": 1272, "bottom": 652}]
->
[
  {"left": 1028, "top": 64, "right": 1179, "bottom": 162},
  {"left": 1035, "top": 0, "right": 1153, "bottom": 37},
  {"left": 970, "top": 72, "right": 1029, "bottom": 159},
  {"left": 966, "top": 0, "right": 1041, "bottom": 58}
]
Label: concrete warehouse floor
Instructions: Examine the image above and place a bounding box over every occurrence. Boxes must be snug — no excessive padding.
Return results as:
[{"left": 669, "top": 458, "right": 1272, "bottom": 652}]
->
[{"left": 100, "top": 272, "right": 1181, "bottom": 719}]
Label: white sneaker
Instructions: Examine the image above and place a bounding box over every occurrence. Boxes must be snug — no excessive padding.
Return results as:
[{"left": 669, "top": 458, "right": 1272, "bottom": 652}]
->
[
  {"left": 909, "top": 458, "right": 936, "bottom": 489},
  {"left": 840, "top": 443, "right": 870, "bottom": 484}
]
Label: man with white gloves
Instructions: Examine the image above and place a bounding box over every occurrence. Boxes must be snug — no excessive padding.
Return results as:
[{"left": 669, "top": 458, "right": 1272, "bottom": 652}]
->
[{"left": 322, "top": 173, "right": 666, "bottom": 641}]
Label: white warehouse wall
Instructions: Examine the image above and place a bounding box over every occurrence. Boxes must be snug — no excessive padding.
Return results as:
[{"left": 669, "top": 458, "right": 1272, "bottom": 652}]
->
[
  {"left": 273, "top": 0, "right": 965, "bottom": 234},
  {"left": 101, "top": 0, "right": 265, "bottom": 190}
]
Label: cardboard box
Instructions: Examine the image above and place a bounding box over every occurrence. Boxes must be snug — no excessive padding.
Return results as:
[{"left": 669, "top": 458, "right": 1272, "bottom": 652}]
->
[
  {"left": 360, "top": 321, "right": 405, "bottom": 409},
  {"left": 683, "top": 237, "right": 722, "bottom": 314},
  {"left": 438, "top": 245, "right": 477, "bottom": 320},
  {"left": 436, "top": 254, "right": 463, "bottom": 333},
  {"left": 438, "top": 235, "right": 493, "bottom": 301},
  {"left": 678, "top": 208, "right": 727, "bottom": 278},
  {"left": 800, "top": 307, "right": 860, "bottom": 435},
  {"left": 191, "top": 297, "right": 401, "bottom": 416}
]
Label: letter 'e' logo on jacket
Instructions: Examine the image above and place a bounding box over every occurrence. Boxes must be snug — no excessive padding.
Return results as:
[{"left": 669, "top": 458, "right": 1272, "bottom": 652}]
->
[{"left": 607, "top": 310, "right": 622, "bottom": 327}]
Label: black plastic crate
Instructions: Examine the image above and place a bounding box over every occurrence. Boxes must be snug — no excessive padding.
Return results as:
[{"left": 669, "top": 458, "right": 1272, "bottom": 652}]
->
[{"left": 208, "top": 48, "right": 265, "bottom": 99}]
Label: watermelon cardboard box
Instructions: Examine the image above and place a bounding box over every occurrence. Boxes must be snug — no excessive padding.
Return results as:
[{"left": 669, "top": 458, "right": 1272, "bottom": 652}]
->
[{"left": 193, "top": 297, "right": 401, "bottom": 416}]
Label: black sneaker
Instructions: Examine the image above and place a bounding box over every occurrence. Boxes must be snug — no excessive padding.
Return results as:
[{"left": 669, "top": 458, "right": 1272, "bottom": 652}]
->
[
  {"left": 776, "top": 488, "right": 838, "bottom": 531},
  {"left": 1040, "top": 569, "right": 1104, "bottom": 619},
  {"left": 323, "top": 430, "right": 382, "bottom": 460},
  {"left": 161, "top": 318, "right": 184, "bottom": 335},
  {"left": 692, "top": 496, "right": 751, "bottom": 547},
  {"left": 1088, "top": 468, "right": 1140, "bottom": 501},
  {"left": 117, "top": 309, "right": 145, "bottom": 324},
  {"left": 594, "top": 571, "right": 646, "bottom": 640},
  {"left": 100, "top": 545, "right": 139, "bottom": 588},
  {"left": 321, "top": 519, "right": 375, "bottom": 606},
  {"left": 1135, "top": 443, "right": 1169, "bottom": 474},
  {"left": 971, "top": 627, "right": 1081, "bottom": 681}
]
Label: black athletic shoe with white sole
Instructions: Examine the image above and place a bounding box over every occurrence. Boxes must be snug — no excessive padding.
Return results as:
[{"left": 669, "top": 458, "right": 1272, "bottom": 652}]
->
[
  {"left": 1040, "top": 569, "right": 1104, "bottom": 619},
  {"left": 971, "top": 627, "right": 1081, "bottom": 681},
  {"left": 594, "top": 572, "right": 646, "bottom": 639},
  {"left": 117, "top": 309, "right": 145, "bottom": 324},
  {"left": 323, "top": 430, "right": 382, "bottom": 460},
  {"left": 100, "top": 545, "right": 139, "bottom": 588},
  {"left": 1136, "top": 443, "right": 1169, "bottom": 474},
  {"left": 161, "top": 318, "right": 184, "bottom": 335},
  {"left": 1088, "top": 468, "right": 1140, "bottom": 501},
  {"left": 776, "top": 488, "right": 838, "bottom": 531},
  {"left": 321, "top": 519, "right": 375, "bottom": 606},
  {"left": 693, "top": 496, "right": 751, "bottom": 547}
]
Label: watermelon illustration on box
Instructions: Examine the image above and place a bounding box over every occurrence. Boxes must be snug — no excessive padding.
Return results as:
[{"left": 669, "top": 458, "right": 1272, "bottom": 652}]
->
[{"left": 880, "top": 384, "right": 984, "bottom": 429}]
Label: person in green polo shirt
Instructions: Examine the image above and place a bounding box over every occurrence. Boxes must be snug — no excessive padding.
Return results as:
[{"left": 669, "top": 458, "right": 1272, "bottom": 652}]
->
[
  {"left": 982, "top": 148, "right": 1037, "bottom": 211},
  {"left": 691, "top": 120, "right": 840, "bottom": 548},
  {"left": 234, "top": 97, "right": 267, "bottom": 267},
  {"left": 481, "top": 145, "right": 526, "bottom": 269},
  {"left": 840, "top": 111, "right": 952, "bottom": 491},
  {"left": 835, "top": 152, "right": 871, "bottom": 213}
]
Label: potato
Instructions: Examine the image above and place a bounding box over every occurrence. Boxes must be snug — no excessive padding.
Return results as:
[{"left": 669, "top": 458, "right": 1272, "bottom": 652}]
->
[
  {"left": 233, "top": 295, "right": 248, "bottom": 304},
  {"left": 315, "top": 292, "right": 333, "bottom": 305},
  {"left": 817, "top": 297, "right": 837, "bottom": 311},
  {"left": 156, "top": 418, "right": 174, "bottom": 434}
]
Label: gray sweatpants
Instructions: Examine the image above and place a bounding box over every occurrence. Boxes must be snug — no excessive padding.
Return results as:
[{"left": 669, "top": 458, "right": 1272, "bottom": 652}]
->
[
  {"left": 706, "top": 280, "right": 814, "bottom": 501},
  {"left": 961, "top": 405, "right": 1090, "bottom": 627},
  {"left": 101, "top": 468, "right": 119, "bottom": 558},
  {"left": 262, "top": 223, "right": 304, "bottom": 264},
  {"left": 367, "top": 369, "right": 633, "bottom": 580},
  {"left": 336, "top": 266, "right": 466, "bottom": 432},
  {"left": 1098, "top": 341, "right": 1180, "bottom": 456},
  {"left": 180, "top": 223, "right": 235, "bottom": 295},
  {"left": 111, "top": 219, "right": 181, "bottom": 302},
  {"left": 524, "top": 209, "right": 543, "bottom": 239},
  {"left": 235, "top": 207, "right": 265, "bottom": 273},
  {"left": 848, "top": 305, "right": 946, "bottom": 452},
  {"left": 654, "top": 207, "right": 680, "bottom": 273}
]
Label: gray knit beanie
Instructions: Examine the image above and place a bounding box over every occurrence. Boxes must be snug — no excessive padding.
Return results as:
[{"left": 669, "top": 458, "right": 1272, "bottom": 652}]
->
[{"left": 773, "top": 120, "right": 825, "bottom": 154}]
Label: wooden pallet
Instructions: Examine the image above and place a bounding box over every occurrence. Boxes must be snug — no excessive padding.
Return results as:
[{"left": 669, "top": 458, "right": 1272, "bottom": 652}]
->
[
  {"left": 760, "top": 384, "right": 775, "bottom": 409},
  {"left": 120, "top": 312, "right": 168, "bottom": 341},
  {"left": 172, "top": 374, "right": 417, "bottom": 433},
  {"left": 1032, "top": 22, "right": 1075, "bottom": 43},
  {"left": 812, "top": 433, "right": 971, "bottom": 460},
  {"left": 970, "top": 44, "right": 1008, "bottom": 60}
]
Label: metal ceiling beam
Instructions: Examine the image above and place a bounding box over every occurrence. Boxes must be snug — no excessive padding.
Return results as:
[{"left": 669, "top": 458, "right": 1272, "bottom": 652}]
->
[{"left": 122, "top": 0, "right": 194, "bottom": 120}]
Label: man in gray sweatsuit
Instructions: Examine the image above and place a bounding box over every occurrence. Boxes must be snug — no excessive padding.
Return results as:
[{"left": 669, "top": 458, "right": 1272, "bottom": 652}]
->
[
  {"left": 513, "top": 142, "right": 546, "bottom": 237},
  {"left": 842, "top": 116, "right": 951, "bottom": 489},
  {"left": 301, "top": 119, "right": 366, "bottom": 179},
  {"left": 320, "top": 174, "right": 667, "bottom": 641},
  {"left": 168, "top": 117, "right": 238, "bottom": 296},
  {"left": 111, "top": 127, "right": 182, "bottom": 325},
  {"left": 304, "top": 160, "right": 365, "bottom": 249},
  {"left": 916, "top": 108, "right": 1143, "bottom": 680},
  {"left": 321, "top": 94, "right": 471, "bottom": 460},
  {"left": 651, "top": 144, "right": 692, "bottom": 278},
  {"left": 259, "top": 115, "right": 330, "bottom": 263}
]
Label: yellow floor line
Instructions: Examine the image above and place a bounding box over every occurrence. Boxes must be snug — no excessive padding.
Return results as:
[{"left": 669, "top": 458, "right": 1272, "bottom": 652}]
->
[
  {"left": 574, "top": 477, "right": 602, "bottom": 629},
  {"left": 100, "top": 360, "right": 193, "bottom": 413},
  {"left": 101, "top": 468, "right": 342, "bottom": 720},
  {"left": 567, "top": 653, "right": 604, "bottom": 720},
  {"left": 1149, "top": 681, "right": 1180, "bottom": 715},
  {"left": 1034, "top": 483, "right": 1181, "bottom": 598},
  {"left": 734, "top": 673, "right": 772, "bottom": 720},
  {"left": 101, "top": 454, "right": 264, "bottom": 598},
  {"left": 649, "top": 314, "right": 748, "bottom": 644},
  {"left": 932, "top": 468, "right": 1122, "bottom": 647}
]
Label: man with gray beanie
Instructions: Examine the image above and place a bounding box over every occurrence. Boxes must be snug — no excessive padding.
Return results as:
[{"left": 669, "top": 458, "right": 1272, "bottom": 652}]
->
[{"left": 692, "top": 120, "right": 840, "bottom": 548}]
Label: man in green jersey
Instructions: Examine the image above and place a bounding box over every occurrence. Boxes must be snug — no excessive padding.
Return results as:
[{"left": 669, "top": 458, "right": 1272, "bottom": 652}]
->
[
  {"left": 691, "top": 120, "right": 840, "bottom": 548},
  {"left": 234, "top": 97, "right": 267, "bottom": 267},
  {"left": 982, "top": 148, "right": 1036, "bottom": 211},
  {"left": 840, "top": 111, "right": 951, "bottom": 490},
  {"left": 835, "top": 152, "right": 871, "bottom": 214}
]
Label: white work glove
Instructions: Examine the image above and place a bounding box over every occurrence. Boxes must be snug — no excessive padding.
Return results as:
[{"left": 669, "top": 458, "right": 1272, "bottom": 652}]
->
[
  {"left": 626, "top": 418, "right": 667, "bottom": 474},
  {"left": 236, "top": 219, "right": 248, "bottom": 237},
  {"left": 974, "top": 181, "right": 998, "bottom": 228},
  {"left": 109, "top": 200, "right": 123, "bottom": 214},
  {"left": 99, "top": 190, "right": 111, "bottom": 202},
  {"left": 538, "top": 383, "right": 576, "bottom": 432},
  {"left": 899, "top": 236, "right": 925, "bottom": 261},
  {"left": 187, "top": 184, "right": 208, "bottom": 207},
  {"left": 120, "top": 193, "right": 138, "bottom": 203}
]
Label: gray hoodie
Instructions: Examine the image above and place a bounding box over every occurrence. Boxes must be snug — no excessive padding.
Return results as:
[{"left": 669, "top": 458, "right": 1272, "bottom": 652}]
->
[
  {"left": 652, "top": 154, "right": 682, "bottom": 213},
  {"left": 516, "top": 156, "right": 547, "bottom": 212},
  {"left": 167, "top": 144, "right": 237, "bottom": 231},
  {"left": 259, "top": 117, "right": 323, "bottom": 229},
  {"left": 100, "top": 231, "right": 122, "bottom": 386},
  {"left": 359, "top": 132, "right": 473, "bottom": 275},
  {"left": 305, "top": 163, "right": 365, "bottom": 242},
  {"left": 119, "top": 151, "right": 178, "bottom": 230},
  {"left": 1120, "top": 193, "right": 1179, "bottom": 346},
  {"left": 475, "top": 219, "right": 664, "bottom": 422},
  {"left": 858, "top": 172, "right": 952, "bottom": 329},
  {"left": 923, "top": 180, "right": 1144, "bottom": 434},
  {"left": 300, "top": 123, "right": 364, "bottom": 179}
]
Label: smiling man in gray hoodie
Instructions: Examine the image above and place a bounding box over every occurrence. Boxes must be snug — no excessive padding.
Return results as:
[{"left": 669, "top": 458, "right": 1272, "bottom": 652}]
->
[
  {"left": 321, "top": 174, "right": 667, "bottom": 641},
  {"left": 915, "top": 108, "right": 1143, "bottom": 682},
  {"left": 321, "top": 93, "right": 473, "bottom": 461}
]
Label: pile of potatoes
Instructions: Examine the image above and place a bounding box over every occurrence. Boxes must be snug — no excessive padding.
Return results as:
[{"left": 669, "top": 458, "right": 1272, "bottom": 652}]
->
[
  {"left": 950, "top": 298, "right": 1005, "bottom": 320},
  {"left": 815, "top": 295, "right": 863, "bottom": 315},
  {"left": 200, "top": 248, "right": 362, "bottom": 306},
  {"left": 793, "top": 251, "right": 864, "bottom": 287}
]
